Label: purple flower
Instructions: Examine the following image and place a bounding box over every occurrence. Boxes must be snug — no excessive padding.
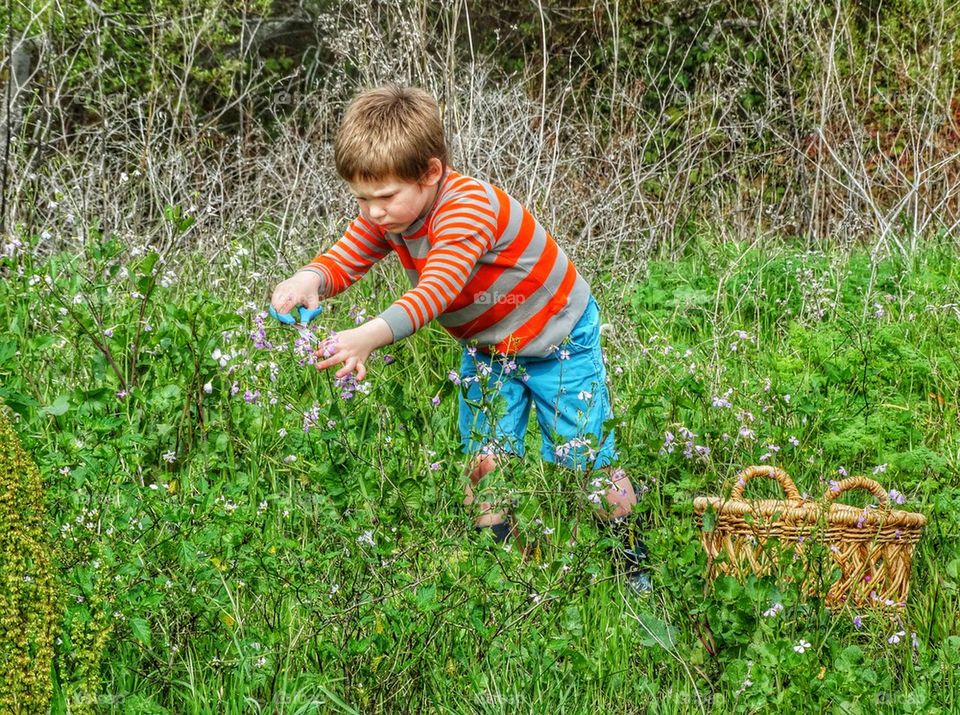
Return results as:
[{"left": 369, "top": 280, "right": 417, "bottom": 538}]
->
[
  {"left": 116, "top": 389, "right": 128, "bottom": 399},
  {"left": 431, "top": 394, "right": 441, "bottom": 407},
  {"left": 382, "top": 354, "right": 396, "bottom": 365},
  {"left": 853, "top": 615, "right": 863, "bottom": 629},
  {"left": 429, "top": 461, "right": 441, "bottom": 471},
  {"left": 838, "top": 466, "right": 848, "bottom": 477},
  {"left": 243, "top": 389, "right": 260, "bottom": 404},
  {"left": 888, "top": 489, "right": 906, "bottom": 505},
  {"left": 302, "top": 404, "right": 321, "bottom": 432}
]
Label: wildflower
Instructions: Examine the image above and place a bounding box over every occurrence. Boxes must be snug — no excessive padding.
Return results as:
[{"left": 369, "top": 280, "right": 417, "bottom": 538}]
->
[
  {"left": 829, "top": 479, "right": 841, "bottom": 493},
  {"left": 793, "top": 639, "right": 812, "bottom": 654},
  {"left": 278, "top": 428, "right": 287, "bottom": 438},
  {"left": 911, "top": 632, "right": 920, "bottom": 649},
  {"left": 788, "top": 436, "right": 800, "bottom": 447},
  {"left": 888, "top": 489, "right": 906, "bottom": 505},
  {"left": 243, "top": 389, "right": 260, "bottom": 404},
  {"left": 431, "top": 394, "right": 441, "bottom": 407},
  {"left": 837, "top": 466, "right": 848, "bottom": 477},
  {"left": 853, "top": 615, "right": 863, "bottom": 629},
  {"left": 59, "top": 466, "right": 71, "bottom": 475},
  {"left": 357, "top": 530, "right": 375, "bottom": 547},
  {"left": 711, "top": 391, "right": 733, "bottom": 409},
  {"left": 302, "top": 404, "right": 320, "bottom": 432},
  {"left": 203, "top": 381, "right": 213, "bottom": 394},
  {"left": 230, "top": 382, "right": 240, "bottom": 397},
  {"left": 888, "top": 630, "right": 905, "bottom": 645},
  {"left": 856, "top": 509, "right": 867, "bottom": 529},
  {"left": 283, "top": 455, "right": 296, "bottom": 464},
  {"left": 103, "top": 328, "right": 114, "bottom": 338},
  {"left": 873, "top": 463, "right": 888, "bottom": 475},
  {"left": 447, "top": 370, "right": 462, "bottom": 385},
  {"left": 116, "top": 389, "right": 128, "bottom": 399},
  {"left": 255, "top": 656, "right": 267, "bottom": 668},
  {"left": 558, "top": 349, "right": 570, "bottom": 360},
  {"left": 578, "top": 390, "right": 593, "bottom": 401},
  {"left": 783, "top": 394, "right": 791, "bottom": 403},
  {"left": 162, "top": 451, "right": 176, "bottom": 463},
  {"left": 429, "top": 462, "right": 441, "bottom": 471},
  {"left": 660, "top": 431, "right": 676, "bottom": 455},
  {"left": 383, "top": 354, "right": 396, "bottom": 365},
  {"left": 763, "top": 602, "right": 784, "bottom": 618}
]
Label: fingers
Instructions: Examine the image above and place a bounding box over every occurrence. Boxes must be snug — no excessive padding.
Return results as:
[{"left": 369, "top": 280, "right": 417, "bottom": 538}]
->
[
  {"left": 314, "top": 352, "right": 343, "bottom": 371},
  {"left": 335, "top": 358, "right": 365, "bottom": 381}
]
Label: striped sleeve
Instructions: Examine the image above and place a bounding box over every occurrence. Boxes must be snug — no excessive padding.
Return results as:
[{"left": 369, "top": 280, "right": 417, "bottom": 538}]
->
[
  {"left": 377, "top": 187, "right": 498, "bottom": 341},
  {"left": 301, "top": 216, "right": 392, "bottom": 298}
]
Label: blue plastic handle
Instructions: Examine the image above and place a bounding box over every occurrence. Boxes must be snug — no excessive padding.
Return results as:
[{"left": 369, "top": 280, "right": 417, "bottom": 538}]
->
[{"left": 269, "top": 304, "right": 322, "bottom": 326}]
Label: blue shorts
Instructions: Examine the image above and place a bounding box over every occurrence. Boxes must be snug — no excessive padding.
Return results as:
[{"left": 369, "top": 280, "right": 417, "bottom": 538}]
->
[{"left": 457, "top": 296, "right": 618, "bottom": 472}]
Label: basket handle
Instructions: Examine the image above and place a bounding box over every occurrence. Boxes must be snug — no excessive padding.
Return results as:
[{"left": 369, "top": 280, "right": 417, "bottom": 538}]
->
[
  {"left": 824, "top": 476, "right": 889, "bottom": 508},
  {"left": 730, "top": 466, "right": 803, "bottom": 502}
]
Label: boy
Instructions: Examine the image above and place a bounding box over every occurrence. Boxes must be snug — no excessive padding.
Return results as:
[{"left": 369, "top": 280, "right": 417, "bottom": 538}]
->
[{"left": 270, "top": 86, "right": 650, "bottom": 592}]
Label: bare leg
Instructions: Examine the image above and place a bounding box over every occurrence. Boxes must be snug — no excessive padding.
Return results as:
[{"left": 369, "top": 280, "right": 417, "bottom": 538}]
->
[
  {"left": 462, "top": 454, "right": 509, "bottom": 527},
  {"left": 591, "top": 466, "right": 637, "bottom": 520}
]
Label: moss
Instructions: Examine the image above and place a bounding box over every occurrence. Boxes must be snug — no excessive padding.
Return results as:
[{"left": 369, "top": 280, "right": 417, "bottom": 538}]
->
[{"left": 0, "top": 406, "right": 58, "bottom": 712}]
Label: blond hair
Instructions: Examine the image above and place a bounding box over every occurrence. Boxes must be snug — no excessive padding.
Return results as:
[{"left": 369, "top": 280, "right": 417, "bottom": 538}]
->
[{"left": 334, "top": 86, "right": 448, "bottom": 182}]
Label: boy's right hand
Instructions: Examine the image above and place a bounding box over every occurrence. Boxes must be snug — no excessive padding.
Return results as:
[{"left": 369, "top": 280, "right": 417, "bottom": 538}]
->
[{"left": 271, "top": 270, "right": 323, "bottom": 313}]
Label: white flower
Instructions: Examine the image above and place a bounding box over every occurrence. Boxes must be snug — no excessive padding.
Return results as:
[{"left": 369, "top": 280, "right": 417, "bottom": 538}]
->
[
  {"left": 283, "top": 454, "right": 297, "bottom": 463},
  {"left": 793, "top": 639, "right": 812, "bottom": 653},
  {"left": 203, "top": 381, "right": 213, "bottom": 394},
  {"left": 888, "top": 630, "right": 905, "bottom": 645},
  {"left": 577, "top": 390, "right": 593, "bottom": 401},
  {"left": 357, "top": 530, "right": 375, "bottom": 547},
  {"left": 763, "top": 602, "right": 784, "bottom": 618},
  {"left": 161, "top": 451, "right": 176, "bottom": 463}
]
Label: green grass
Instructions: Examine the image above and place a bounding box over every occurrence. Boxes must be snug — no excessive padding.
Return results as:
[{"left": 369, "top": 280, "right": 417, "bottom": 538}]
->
[{"left": 1, "top": 234, "right": 959, "bottom": 713}]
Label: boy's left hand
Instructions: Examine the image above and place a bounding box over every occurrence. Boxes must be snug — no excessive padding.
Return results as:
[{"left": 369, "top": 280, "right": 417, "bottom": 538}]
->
[{"left": 314, "top": 318, "right": 394, "bottom": 381}]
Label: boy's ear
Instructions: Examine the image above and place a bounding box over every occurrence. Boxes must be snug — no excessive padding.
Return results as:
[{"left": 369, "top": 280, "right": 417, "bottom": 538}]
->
[{"left": 421, "top": 157, "right": 444, "bottom": 186}]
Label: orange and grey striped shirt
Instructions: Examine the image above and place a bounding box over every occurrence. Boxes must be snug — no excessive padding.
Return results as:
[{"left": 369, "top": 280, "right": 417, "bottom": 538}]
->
[{"left": 302, "top": 170, "right": 591, "bottom": 357}]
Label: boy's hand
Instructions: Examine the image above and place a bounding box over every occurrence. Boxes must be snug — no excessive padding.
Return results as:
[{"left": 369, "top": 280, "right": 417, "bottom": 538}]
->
[
  {"left": 315, "top": 318, "right": 394, "bottom": 381},
  {"left": 271, "top": 271, "right": 322, "bottom": 313}
]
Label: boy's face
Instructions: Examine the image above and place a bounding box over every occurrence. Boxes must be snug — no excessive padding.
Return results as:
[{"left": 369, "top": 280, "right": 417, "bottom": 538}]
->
[{"left": 348, "top": 158, "right": 444, "bottom": 234}]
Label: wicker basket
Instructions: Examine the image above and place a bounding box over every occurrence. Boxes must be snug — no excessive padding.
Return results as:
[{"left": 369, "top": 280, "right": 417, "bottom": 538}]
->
[{"left": 693, "top": 466, "right": 926, "bottom": 609}]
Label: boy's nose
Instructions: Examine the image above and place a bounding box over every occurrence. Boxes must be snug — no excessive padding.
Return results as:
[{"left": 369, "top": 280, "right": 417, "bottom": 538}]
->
[{"left": 369, "top": 205, "right": 386, "bottom": 219}]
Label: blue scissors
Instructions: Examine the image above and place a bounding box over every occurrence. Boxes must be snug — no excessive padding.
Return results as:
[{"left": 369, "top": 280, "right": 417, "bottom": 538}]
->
[{"left": 269, "top": 304, "right": 323, "bottom": 343}]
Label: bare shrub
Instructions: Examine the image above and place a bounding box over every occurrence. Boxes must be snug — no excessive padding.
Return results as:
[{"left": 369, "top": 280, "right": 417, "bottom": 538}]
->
[{"left": 1, "top": 0, "right": 958, "bottom": 277}]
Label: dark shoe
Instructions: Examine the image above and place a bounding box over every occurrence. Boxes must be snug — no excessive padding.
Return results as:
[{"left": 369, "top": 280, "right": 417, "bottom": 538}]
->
[
  {"left": 474, "top": 519, "right": 513, "bottom": 544},
  {"left": 608, "top": 516, "right": 653, "bottom": 594}
]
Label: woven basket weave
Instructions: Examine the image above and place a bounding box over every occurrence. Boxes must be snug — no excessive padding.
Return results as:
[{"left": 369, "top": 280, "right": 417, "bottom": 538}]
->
[{"left": 693, "top": 466, "right": 926, "bottom": 609}]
